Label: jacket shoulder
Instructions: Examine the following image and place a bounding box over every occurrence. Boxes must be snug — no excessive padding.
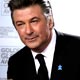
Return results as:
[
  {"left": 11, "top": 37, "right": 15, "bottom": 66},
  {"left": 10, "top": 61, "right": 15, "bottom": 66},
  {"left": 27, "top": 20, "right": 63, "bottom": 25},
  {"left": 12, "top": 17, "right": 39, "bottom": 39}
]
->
[
  {"left": 8, "top": 46, "right": 31, "bottom": 64},
  {"left": 55, "top": 30, "right": 80, "bottom": 55},
  {"left": 56, "top": 31, "right": 80, "bottom": 43}
]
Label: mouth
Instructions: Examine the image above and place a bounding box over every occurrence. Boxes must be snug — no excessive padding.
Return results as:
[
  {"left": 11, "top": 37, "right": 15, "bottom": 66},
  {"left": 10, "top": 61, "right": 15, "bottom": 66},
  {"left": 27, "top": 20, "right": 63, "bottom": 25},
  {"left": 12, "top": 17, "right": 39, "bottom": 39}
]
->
[{"left": 25, "top": 36, "right": 38, "bottom": 42}]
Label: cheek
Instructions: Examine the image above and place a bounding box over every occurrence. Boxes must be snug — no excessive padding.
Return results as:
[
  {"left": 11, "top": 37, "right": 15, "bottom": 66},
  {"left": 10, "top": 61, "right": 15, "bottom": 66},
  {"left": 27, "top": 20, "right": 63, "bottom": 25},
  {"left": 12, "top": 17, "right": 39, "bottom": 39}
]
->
[
  {"left": 38, "top": 27, "right": 49, "bottom": 40},
  {"left": 17, "top": 29, "right": 25, "bottom": 39},
  {"left": 37, "top": 23, "right": 50, "bottom": 36}
]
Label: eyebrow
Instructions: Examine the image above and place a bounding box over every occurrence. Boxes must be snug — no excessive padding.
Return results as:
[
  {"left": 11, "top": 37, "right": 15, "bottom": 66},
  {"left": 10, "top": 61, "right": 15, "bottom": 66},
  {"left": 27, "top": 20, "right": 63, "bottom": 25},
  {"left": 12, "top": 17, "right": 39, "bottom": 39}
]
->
[{"left": 30, "top": 17, "right": 40, "bottom": 21}]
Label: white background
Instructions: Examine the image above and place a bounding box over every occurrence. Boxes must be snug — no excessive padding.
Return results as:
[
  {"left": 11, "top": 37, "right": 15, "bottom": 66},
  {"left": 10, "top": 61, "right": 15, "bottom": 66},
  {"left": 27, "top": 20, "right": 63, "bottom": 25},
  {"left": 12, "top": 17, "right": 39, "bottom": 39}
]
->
[{"left": 51, "top": 0, "right": 80, "bottom": 36}]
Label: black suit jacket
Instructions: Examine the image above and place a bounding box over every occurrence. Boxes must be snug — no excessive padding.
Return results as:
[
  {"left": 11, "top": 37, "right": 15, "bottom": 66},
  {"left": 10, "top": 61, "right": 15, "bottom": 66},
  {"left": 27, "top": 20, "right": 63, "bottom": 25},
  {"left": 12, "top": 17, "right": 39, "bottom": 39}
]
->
[{"left": 7, "top": 31, "right": 80, "bottom": 80}]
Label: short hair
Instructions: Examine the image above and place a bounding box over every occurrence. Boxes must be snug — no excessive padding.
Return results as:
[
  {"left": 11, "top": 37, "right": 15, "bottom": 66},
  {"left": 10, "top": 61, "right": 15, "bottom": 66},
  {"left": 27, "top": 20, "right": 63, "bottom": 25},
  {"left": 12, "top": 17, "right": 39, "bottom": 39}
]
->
[
  {"left": 8, "top": 0, "right": 52, "bottom": 16},
  {"left": 8, "top": 0, "right": 54, "bottom": 26}
]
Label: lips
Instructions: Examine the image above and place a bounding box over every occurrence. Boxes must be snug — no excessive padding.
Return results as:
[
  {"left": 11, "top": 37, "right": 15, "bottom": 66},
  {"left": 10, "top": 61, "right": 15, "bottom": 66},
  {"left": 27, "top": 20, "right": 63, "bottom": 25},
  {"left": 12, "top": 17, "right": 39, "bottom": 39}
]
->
[{"left": 25, "top": 36, "right": 38, "bottom": 42}]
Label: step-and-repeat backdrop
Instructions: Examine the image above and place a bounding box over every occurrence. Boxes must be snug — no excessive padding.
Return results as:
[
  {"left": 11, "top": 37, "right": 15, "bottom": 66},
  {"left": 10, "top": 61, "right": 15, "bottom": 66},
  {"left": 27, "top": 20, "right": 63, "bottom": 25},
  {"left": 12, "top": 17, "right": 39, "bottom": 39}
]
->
[
  {"left": 0, "top": 0, "right": 80, "bottom": 80},
  {"left": 0, "top": 0, "right": 24, "bottom": 80}
]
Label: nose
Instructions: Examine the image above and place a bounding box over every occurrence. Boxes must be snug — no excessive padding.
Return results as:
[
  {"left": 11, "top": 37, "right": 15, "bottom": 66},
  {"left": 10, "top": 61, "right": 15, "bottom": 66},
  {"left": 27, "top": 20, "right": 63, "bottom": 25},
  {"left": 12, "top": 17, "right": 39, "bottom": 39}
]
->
[{"left": 25, "top": 23, "right": 33, "bottom": 35}]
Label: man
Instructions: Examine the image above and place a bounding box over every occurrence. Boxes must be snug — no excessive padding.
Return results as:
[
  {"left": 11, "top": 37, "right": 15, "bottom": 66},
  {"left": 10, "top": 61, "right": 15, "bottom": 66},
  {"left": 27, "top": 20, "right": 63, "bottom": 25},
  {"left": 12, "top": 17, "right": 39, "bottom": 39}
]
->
[{"left": 7, "top": 0, "right": 80, "bottom": 80}]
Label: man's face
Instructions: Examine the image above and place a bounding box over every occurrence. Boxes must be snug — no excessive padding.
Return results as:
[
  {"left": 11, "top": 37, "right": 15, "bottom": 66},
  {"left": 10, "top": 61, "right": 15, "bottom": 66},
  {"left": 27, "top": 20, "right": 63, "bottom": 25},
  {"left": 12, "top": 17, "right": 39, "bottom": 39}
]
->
[{"left": 13, "top": 5, "right": 53, "bottom": 52}]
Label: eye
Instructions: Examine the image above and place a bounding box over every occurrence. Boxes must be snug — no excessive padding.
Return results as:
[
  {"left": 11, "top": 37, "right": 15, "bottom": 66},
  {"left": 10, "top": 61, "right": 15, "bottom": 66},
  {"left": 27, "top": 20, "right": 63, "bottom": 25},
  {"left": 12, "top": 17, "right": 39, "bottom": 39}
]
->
[
  {"left": 16, "top": 21, "right": 25, "bottom": 27},
  {"left": 17, "top": 23, "right": 23, "bottom": 26},
  {"left": 30, "top": 17, "right": 40, "bottom": 24},
  {"left": 31, "top": 19, "right": 39, "bottom": 23}
]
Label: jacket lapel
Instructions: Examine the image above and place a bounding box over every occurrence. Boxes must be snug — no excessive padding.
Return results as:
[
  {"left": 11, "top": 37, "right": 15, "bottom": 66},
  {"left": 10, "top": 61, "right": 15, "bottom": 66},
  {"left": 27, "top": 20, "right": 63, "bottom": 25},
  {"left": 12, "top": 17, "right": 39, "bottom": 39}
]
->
[
  {"left": 50, "top": 31, "right": 66, "bottom": 80},
  {"left": 23, "top": 47, "right": 37, "bottom": 79}
]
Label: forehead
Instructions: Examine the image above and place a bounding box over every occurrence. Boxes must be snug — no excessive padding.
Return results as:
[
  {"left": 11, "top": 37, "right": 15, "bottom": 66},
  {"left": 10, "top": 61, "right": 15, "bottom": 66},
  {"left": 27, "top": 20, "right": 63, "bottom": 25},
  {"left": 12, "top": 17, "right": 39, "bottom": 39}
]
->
[{"left": 13, "top": 5, "right": 44, "bottom": 19}]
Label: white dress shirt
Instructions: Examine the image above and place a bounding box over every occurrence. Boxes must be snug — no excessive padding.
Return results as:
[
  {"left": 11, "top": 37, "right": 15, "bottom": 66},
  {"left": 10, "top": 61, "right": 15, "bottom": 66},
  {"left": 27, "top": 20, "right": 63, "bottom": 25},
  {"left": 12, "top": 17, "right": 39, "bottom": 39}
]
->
[{"left": 31, "top": 29, "right": 56, "bottom": 78}]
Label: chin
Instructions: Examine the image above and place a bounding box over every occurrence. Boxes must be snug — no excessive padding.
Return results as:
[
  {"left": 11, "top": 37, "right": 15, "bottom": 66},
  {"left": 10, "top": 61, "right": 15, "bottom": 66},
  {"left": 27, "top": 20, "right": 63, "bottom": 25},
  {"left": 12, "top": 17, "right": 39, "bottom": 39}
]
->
[{"left": 26, "top": 43, "right": 40, "bottom": 49}]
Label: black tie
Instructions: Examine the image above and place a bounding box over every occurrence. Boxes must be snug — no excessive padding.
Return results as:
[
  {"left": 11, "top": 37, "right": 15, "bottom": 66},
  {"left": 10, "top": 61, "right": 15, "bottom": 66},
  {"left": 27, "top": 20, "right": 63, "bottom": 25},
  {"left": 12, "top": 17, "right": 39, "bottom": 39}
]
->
[{"left": 36, "top": 54, "right": 49, "bottom": 80}]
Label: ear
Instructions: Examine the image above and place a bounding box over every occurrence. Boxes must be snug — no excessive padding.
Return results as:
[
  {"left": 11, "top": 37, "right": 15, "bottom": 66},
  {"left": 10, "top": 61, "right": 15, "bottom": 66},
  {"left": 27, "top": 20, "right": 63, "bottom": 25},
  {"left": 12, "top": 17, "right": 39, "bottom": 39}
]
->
[{"left": 48, "top": 15, "right": 54, "bottom": 30}]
